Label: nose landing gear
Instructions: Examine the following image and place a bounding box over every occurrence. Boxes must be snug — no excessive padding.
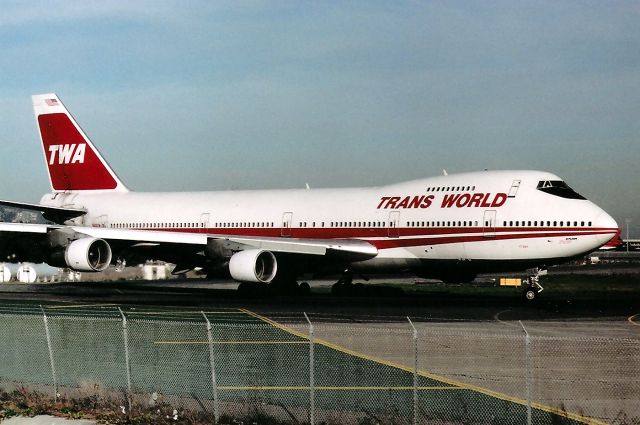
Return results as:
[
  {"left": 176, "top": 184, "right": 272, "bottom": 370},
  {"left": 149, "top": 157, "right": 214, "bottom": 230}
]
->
[{"left": 523, "top": 269, "right": 546, "bottom": 301}]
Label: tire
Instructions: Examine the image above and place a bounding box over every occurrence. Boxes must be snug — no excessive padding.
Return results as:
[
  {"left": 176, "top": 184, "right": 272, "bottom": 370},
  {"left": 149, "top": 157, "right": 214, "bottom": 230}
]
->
[
  {"left": 524, "top": 288, "right": 537, "bottom": 301},
  {"left": 298, "top": 281, "right": 311, "bottom": 295}
]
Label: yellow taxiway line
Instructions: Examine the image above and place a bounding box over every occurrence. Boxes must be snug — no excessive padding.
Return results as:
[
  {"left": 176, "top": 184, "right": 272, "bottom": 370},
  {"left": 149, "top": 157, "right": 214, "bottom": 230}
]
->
[
  {"left": 628, "top": 313, "right": 639, "bottom": 327},
  {"left": 154, "top": 340, "right": 308, "bottom": 345},
  {"left": 46, "top": 303, "right": 117, "bottom": 309},
  {"left": 132, "top": 310, "right": 247, "bottom": 316},
  {"left": 239, "top": 308, "right": 608, "bottom": 425},
  {"left": 217, "top": 385, "right": 462, "bottom": 391}
]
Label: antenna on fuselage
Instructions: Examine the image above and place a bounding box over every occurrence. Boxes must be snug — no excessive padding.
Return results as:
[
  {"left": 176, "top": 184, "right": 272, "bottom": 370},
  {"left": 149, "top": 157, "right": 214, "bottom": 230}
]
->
[{"left": 442, "top": 169, "right": 448, "bottom": 176}]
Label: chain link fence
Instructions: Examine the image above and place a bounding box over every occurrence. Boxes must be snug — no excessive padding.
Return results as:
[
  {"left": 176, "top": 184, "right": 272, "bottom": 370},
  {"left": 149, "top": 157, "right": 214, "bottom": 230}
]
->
[{"left": 0, "top": 307, "right": 638, "bottom": 424}]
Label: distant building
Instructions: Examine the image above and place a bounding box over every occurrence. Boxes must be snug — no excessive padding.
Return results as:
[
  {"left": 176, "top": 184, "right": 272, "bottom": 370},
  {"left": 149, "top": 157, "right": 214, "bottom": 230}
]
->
[{"left": 0, "top": 262, "right": 63, "bottom": 283}]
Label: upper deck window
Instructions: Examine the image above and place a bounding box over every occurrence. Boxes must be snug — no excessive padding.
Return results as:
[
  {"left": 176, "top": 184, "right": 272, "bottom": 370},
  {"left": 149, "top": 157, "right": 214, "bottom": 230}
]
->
[{"left": 536, "top": 181, "right": 585, "bottom": 200}]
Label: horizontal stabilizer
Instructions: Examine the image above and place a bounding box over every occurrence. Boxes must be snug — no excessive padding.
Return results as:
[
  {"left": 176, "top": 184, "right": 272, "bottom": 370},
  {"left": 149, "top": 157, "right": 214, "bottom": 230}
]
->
[{"left": 0, "top": 199, "right": 86, "bottom": 224}]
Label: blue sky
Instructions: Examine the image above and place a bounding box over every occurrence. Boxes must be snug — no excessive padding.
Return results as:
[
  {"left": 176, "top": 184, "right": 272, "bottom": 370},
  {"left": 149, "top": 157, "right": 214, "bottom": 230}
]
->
[{"left": 0, "top": 1, "right": 638, "bottom": 236}]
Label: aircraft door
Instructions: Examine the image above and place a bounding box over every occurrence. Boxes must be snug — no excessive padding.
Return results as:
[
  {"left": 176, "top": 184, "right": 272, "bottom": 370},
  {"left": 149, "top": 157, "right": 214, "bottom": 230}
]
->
[
  {"left": 508, "top": 180, "right": 521, "bottom": 198},
  {"left": 281, "top": 212, "right": 293, "bottom": 237},
  {"left": 200, "top": 213, "right": 210, "bottom": 233},
  {"left": 482, "top": 210, "right": 496, "bottom": 237},
  {"left": 93, "top": 214, "right": 109, "bottom": 228},
  {"left": 388, "top": 211, "right": 400, "bottom": 238}
]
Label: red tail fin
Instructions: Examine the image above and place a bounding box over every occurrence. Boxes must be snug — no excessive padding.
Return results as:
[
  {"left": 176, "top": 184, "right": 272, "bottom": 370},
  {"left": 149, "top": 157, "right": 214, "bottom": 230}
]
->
[{"left": 32, "top": 94, "right": 128, "bottom": 192}]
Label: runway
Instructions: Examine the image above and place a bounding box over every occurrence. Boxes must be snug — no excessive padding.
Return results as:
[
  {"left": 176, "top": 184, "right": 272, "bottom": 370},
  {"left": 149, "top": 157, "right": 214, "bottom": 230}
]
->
[
  {"left": 0, "top": 277, "right": 638, "bottom": 424},
  {"left": 1, "top": 274, "right": 639, "bottom": 321}
]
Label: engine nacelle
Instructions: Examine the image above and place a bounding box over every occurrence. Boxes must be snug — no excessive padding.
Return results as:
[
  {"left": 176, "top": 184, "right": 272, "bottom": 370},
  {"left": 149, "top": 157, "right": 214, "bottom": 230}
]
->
[
  {"left": 229, "top": 249, "right": 277, "bottom": 283},
  {"left": 60, "top": 238, "right": 113, "bottom": 272}
]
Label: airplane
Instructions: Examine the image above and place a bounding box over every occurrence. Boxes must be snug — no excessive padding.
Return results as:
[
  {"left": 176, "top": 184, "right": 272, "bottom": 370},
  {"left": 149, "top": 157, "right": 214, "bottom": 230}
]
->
[{"left": 0, "top": 93, "right": 619, "bottom": 299}]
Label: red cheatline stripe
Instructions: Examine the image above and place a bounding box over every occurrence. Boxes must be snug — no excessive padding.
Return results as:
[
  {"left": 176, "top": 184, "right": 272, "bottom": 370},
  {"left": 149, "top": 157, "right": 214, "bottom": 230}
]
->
[
  {"left": 369, "top": 230, "right": 616, "bottom": 249},
  {"left": 133, "top": 226, "right": 616, "bottom": 248}
]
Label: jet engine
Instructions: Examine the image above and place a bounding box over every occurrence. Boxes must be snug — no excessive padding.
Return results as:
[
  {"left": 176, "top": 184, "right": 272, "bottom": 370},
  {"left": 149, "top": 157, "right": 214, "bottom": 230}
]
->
[
  {"left": 50, "top": 237, "right": 113, "bottom": 272},
  {"left": 228, "top": 249, "right": 277, "bottom": 283}
]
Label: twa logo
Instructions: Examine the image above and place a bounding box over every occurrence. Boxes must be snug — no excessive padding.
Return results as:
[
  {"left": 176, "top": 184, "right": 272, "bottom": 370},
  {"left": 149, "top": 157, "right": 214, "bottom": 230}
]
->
[{"left": 48, "top": 143, "right": 86, "bottom": 165}]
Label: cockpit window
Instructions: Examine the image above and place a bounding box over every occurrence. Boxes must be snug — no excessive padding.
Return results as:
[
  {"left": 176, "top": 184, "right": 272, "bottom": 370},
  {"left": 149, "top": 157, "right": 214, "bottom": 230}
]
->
[{"left": 536, "top": 180, "right": 586, "bottom": 200}]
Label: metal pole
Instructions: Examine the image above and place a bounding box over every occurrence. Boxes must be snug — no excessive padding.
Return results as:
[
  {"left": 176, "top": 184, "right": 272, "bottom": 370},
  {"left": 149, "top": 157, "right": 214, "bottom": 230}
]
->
[
  {"left": 40, "top": 305, "right": 58, "bottom": 401},
  {"left": 118, "top": 307, "right": 132, "bottom": 413},
  {"left": 304, "top": 312, "right": 315, "bottom": 425},
  {"left": 519, "top": 320, "right": 532, "bottom": 425},
  {"left": 407, "top": 317, "right": 418, "bottom": 425},
  {"left": 625, "top": 218, "right": 631, "bottom": 252},
  {"left": 202, "top": 311, "right": 219, "bottom": 423}
]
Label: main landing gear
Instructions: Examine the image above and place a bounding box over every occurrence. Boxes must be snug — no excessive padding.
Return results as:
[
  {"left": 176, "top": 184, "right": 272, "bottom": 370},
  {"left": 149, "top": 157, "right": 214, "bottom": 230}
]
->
[
  {"left": 522, "top": 269, "right": 546, "bottom": 301},
  {"left": 237, "top": 278, "right": 311, "bottom": 296},
  {"left": 331, "top": 269, "right": 354, "bottom": 295}
]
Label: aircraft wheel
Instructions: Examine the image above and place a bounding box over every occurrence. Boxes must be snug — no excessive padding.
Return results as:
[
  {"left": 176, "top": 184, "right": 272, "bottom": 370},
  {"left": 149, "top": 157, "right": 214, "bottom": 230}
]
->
[
  {"left": 298, "top": 281, "right": 311, "bottom": 295},
  {"left": 524, "top": 288, "right": 537, "bottom": 301},
  {"left": 331, "top": 283, "right": 345, "bottom": 295}
]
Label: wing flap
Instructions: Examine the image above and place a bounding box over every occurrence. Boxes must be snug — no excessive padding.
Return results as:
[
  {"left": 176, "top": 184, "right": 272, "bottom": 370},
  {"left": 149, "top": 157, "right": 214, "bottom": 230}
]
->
[
  {"left": 218, "top": 235, "right": 378, "bottom": 260},
  {"left": 0, "top": 222, "right": 50, "bottom": 234},
  {"left": 71, "top": 227, "right": 209, "bottom": 245}
]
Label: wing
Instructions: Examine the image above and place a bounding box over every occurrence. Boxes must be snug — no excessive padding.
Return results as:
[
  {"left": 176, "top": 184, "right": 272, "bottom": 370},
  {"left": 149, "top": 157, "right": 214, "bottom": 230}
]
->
[
  {"left": 0, "top": 222, "right": 378, "bottom": 277},
  {"left": 74, "top": 227, "right": 377, "bottom": 263}
]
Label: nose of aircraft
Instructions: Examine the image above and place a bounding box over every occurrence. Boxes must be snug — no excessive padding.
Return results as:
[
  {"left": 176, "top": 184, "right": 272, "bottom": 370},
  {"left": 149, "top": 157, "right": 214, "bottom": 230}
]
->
[{"left": 593, "top": 209, "right": 619, "bottom": 247}]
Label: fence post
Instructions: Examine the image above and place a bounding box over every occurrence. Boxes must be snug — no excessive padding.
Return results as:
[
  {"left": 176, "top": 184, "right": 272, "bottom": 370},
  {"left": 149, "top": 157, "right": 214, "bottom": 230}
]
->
[
  {"left": 407, "top": 317, "right": 418, "bottom": 425},
  {"left": 202, "top": 311, "right": 219, "bottom": 423},
  {"left": 519, "top": 320, "right": 532, "bottom": 425},
  {"left": 304, "top": 312, "right": 315, "bottom": 425},
  {"left": 40, "top": 305, "right": 58, "bottom": 401},
  {"left": 118, "top": 307, "right": 132, "bottom": 413}
]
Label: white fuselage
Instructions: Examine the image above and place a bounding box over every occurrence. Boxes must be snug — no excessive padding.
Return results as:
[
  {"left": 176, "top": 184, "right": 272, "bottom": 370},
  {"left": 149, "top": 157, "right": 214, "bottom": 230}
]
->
[{"left": 40, "top": 170, "right": 618, "bottom": 277}]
